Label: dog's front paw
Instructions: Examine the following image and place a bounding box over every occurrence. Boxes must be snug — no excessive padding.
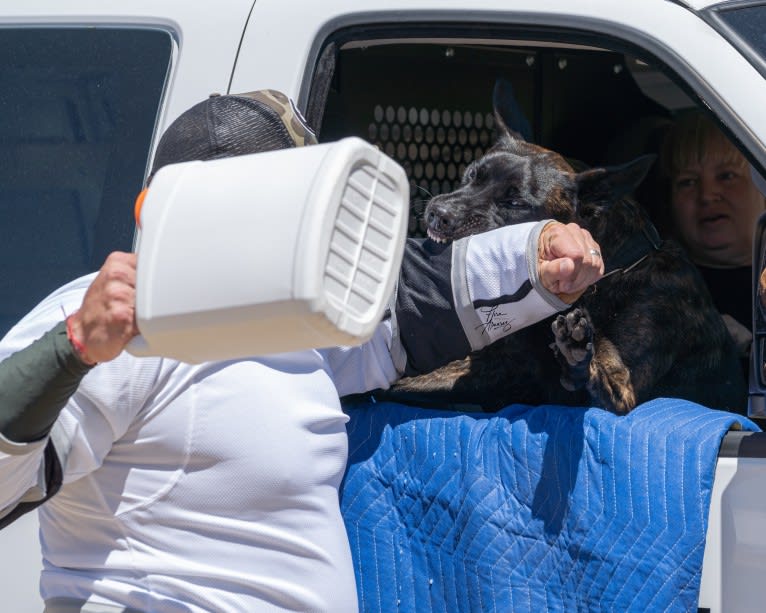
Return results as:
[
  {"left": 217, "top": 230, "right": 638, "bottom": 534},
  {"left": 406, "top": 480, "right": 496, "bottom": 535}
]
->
[{"left": 551, "top": 307, "right": 593, "bottom": 391}]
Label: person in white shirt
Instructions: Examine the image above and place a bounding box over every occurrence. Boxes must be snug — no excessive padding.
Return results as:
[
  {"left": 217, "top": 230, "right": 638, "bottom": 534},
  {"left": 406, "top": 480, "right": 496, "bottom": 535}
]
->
[{"left": 0, "top": 89, "right": 602, "bottom": 613}]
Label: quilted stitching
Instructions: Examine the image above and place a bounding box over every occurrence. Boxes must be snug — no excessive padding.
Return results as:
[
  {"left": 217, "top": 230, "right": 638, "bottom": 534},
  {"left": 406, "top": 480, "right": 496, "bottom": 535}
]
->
[{"left": 341, "top": 398, "right": 757, "bottom": 613}]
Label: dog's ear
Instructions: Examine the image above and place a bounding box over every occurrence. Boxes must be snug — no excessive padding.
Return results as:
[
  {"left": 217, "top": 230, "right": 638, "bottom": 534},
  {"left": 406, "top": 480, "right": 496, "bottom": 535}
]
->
[
  {"left": 492, "top": 78, "right": 533, "bottom": 143},
  {"left": 575, "top": 154, "right": 656, "bottom": 205}
]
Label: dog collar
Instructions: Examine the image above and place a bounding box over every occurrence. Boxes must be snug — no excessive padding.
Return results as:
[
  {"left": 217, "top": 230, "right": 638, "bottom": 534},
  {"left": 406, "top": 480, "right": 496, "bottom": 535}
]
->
[{"left": 601, "top": 221, "right": 662, "bottom": 280}]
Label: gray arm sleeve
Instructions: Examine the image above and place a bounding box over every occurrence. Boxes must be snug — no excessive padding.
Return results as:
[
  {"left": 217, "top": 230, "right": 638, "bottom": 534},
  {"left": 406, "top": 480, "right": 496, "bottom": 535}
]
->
[{"left": 0, "top": 321, "right": 93, "bottom": 443}]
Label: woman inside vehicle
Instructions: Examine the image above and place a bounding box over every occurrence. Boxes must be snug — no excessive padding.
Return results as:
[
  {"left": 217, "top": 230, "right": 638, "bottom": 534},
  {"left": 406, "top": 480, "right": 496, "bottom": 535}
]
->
[{"left": 660, "top": 109, "right": 766, "bottom": 352}]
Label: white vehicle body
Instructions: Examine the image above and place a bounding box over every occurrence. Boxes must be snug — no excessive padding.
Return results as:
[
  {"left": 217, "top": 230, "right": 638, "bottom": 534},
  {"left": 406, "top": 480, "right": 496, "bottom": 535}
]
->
[{"left": 2, "top": 1, "right": 766, "bottom": 611}]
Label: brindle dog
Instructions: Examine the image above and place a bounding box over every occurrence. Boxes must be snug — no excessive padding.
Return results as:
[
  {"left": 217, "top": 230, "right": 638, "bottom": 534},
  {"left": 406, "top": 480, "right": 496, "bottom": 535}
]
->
[{"left": 384, "top": 81, "right": 747, "bottom": 415}]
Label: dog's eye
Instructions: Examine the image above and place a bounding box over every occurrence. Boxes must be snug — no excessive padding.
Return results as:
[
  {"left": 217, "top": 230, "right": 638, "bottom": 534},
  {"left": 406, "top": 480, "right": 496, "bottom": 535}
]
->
[
  {"left": 502, "top": 186, "right": 523, "bottom": 207},
  {"left": 463, "top": 164, "right": 478, "bottom": 183}
]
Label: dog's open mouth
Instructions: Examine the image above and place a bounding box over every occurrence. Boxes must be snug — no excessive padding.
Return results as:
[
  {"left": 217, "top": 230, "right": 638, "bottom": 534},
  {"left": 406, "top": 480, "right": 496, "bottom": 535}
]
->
[
  {"left": 425, "top": 217, "right": 489, "bottom": 244},
  {"left": 427, "top": 229, "right": 453, "bottom": 244}
]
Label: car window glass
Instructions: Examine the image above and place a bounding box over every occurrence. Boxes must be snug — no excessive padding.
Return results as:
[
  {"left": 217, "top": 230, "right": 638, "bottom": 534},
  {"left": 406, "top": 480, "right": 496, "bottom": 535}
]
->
[
  {"left": 716, "top": 5, "right": 766, "bottom": 66},
  {"left": 0, "top": 27, "right": 170, "bottom": 336}
]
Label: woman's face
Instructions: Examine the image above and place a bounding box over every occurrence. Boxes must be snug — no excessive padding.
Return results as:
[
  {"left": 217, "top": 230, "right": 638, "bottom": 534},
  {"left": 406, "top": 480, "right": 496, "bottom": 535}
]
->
[{"left": 671, "top": 144, "right": 765, "bottom": 268}]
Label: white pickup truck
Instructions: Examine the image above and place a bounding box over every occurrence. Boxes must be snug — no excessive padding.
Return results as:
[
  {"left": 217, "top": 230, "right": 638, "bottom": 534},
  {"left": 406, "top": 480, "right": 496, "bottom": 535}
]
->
[{"left": 1, "top": 1, "right": 765, "bottom": 611}]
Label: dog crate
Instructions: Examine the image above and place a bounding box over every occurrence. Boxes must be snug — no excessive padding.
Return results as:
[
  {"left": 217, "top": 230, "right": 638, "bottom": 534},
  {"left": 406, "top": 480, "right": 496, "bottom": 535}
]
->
[{"left": 309, "top": 29, "right": 690, "bottom": 238}]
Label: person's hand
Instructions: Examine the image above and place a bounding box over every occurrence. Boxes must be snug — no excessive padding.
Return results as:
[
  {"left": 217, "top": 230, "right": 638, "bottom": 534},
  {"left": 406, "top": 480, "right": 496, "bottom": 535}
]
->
[
  {"left": 66, "top": 251, "right": 138, "bottom": 364},
  {"left": 538, "top": 221, "right": 604, "bottom": 303}
]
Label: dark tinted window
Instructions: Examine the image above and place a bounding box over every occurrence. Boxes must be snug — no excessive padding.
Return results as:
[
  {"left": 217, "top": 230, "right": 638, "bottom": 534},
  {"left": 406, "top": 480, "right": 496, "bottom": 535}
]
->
[
  {"left": 0, "top": 28, "right": 170, "bottom": 336},
  {"left": 715, "top": 4, "right": 766, "bottom": 68}
]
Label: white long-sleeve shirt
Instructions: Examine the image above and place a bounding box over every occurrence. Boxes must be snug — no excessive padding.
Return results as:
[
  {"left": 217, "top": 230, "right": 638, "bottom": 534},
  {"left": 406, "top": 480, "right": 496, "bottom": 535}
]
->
[{"left": 0, "top": 221, "right": 565, "bottom": 612}]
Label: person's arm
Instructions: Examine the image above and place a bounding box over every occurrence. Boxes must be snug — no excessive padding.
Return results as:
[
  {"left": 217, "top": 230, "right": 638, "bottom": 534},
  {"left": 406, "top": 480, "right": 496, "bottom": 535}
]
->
[
  {"left": 0, "top": 251, "right": 138, "bottom": 445},
  {"left": 328, "top": 220, "right": 602, "bottom": 392},
  {"left": 0, "top": 252, "right": 140, "bottom": 528},
  {"left": 392, "top": 219, "right": 601, "bottom": 376},
  {"left": 0, "top": 322, "right": 93, "bottom": 444}
]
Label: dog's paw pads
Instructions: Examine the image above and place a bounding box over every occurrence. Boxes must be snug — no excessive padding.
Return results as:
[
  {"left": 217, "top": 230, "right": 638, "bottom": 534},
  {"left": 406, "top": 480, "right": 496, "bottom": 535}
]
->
[
  {"left": 551, "top": 309, "right": 593, "bottom": 357},
  {"left": 551, "top": 308, "right": 594, "bottom": 392},
  {"left": 552, "top": 314, "right": 568, "bottom": 340},
  {"left": 568, "top": 341, "right": 593, "bottom": 364}
]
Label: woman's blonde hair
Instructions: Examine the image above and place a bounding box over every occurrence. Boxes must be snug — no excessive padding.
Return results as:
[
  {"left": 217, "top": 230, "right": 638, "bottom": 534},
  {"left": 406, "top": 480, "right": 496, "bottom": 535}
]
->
[{"left": 660, "top": 109, "right": 746, "bottom": 179}]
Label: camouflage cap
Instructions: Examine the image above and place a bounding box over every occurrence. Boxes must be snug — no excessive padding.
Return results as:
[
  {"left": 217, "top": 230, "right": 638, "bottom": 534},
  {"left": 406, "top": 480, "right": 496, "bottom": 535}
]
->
[{"left": 148, "top": 89, "right": 317, "bottom": 182}]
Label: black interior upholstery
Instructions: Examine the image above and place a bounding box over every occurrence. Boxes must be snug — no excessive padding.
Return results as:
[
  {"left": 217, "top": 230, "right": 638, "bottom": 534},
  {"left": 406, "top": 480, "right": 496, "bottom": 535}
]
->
[{"left": 319, "top": 42, "right": 672, "bottom": 237}]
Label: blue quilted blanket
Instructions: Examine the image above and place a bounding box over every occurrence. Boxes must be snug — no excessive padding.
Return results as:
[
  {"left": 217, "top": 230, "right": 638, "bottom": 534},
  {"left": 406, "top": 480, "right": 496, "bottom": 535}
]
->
[{"left": 340, "top": 398, "right": 757, "bottom": 613}]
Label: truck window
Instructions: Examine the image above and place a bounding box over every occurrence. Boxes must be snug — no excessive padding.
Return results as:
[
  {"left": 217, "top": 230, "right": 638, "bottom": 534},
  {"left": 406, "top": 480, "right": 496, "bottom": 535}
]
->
[
  {"left": 0, "top": 27, "right": 171, "bottom": 336},
  {"left": 315, "top": 35, "right": 688, "bottom": 238},
  {"left": 712, "top": 4, "right": 766, "bottom": 76}
]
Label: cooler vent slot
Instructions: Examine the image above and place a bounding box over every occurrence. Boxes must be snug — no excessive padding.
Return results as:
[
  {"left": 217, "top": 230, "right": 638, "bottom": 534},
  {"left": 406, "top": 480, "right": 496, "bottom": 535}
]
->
[{"left": 324, "top": 162, "right": 402, "bottom": 318}]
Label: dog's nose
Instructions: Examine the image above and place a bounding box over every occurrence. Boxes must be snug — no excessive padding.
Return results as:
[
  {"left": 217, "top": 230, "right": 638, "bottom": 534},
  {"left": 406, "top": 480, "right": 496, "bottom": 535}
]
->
[{"left": 425, "top": 204, "right": 456, "bottom": 235}]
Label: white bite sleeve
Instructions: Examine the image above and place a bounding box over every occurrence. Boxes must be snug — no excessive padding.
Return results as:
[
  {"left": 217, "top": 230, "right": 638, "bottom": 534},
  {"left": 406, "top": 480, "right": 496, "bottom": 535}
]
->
[{"left": 453, "top": 221, "right": 569, "bottom": 351}]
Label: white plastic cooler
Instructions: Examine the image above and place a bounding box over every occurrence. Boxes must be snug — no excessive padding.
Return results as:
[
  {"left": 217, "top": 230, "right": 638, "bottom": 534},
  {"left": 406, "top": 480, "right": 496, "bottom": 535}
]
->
[{"left": 129, "top": 137, "right": 409, "bottom": 362}]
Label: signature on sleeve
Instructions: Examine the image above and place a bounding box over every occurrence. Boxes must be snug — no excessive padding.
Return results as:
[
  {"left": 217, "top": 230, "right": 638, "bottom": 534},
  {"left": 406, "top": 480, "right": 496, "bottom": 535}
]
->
[{"left": 476, "top": 305, "right": 515, "bottom": 336}]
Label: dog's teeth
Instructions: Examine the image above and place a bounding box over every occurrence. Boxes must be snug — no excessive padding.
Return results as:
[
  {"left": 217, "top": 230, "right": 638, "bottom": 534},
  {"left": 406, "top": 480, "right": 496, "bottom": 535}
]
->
[{"left": 427, "top": 231, "right": 445, "bottom": 244}]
